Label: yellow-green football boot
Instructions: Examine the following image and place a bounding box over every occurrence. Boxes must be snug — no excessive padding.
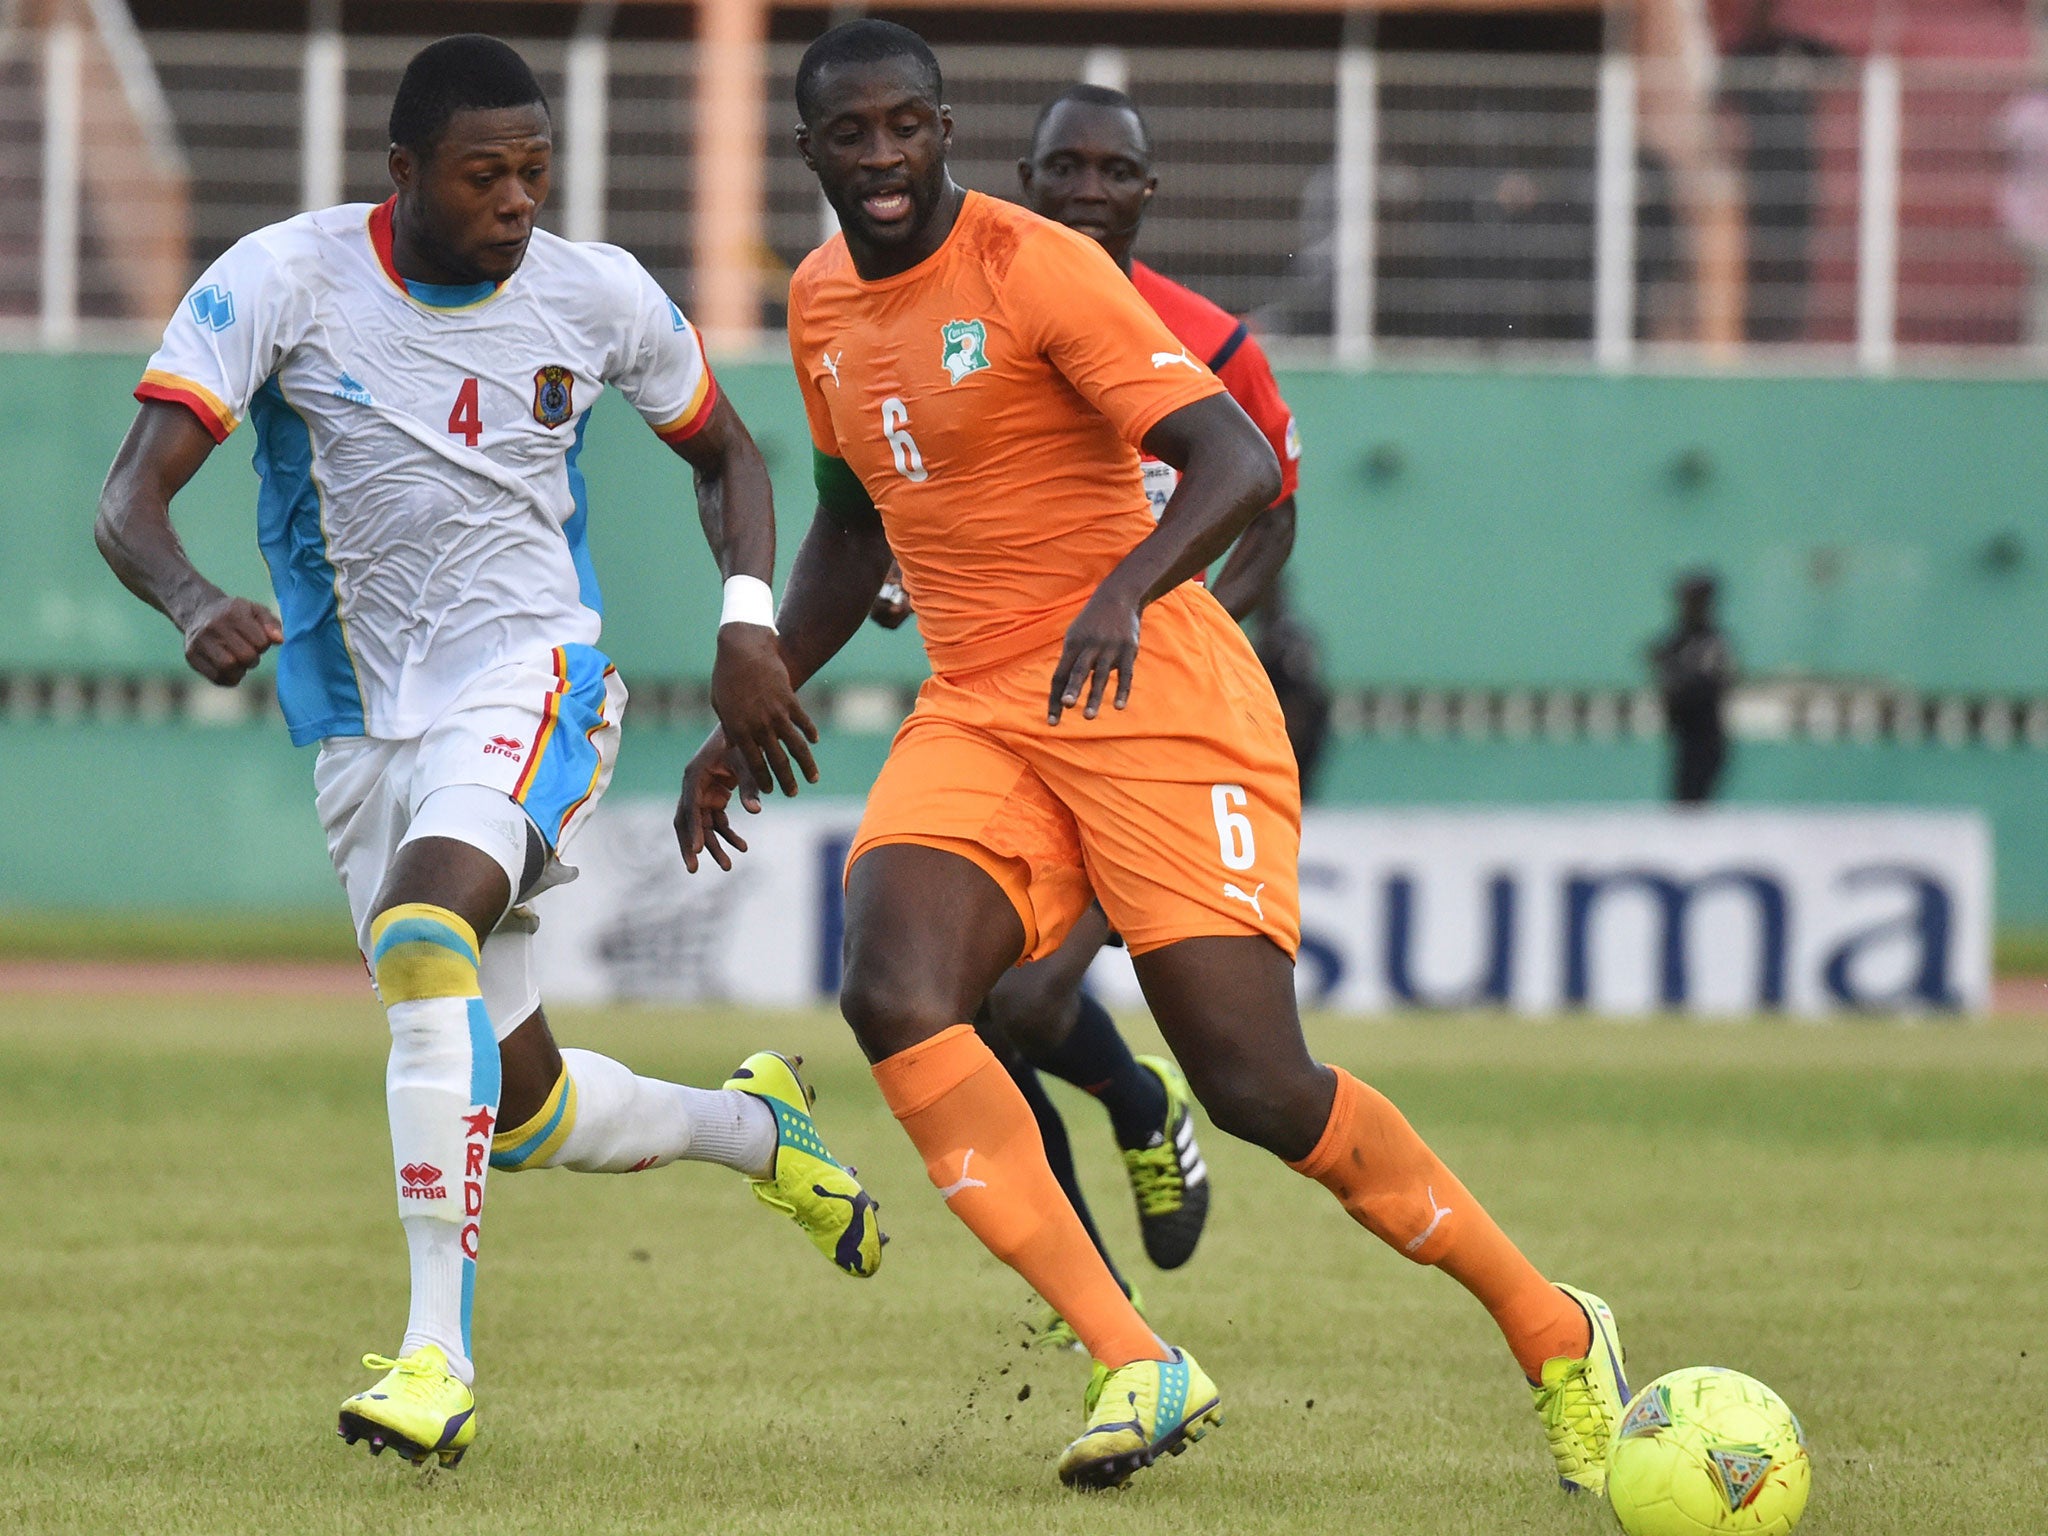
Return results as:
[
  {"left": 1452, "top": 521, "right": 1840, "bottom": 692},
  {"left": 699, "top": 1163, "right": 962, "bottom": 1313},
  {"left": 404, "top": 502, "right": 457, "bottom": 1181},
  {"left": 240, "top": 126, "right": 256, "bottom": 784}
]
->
[
  {"left": 1529, "top": 1284, "right": 1630, "bottom": 1495},
  {"left": 1057, "top": 1346, "right": 1222, "bottom": 1490},
  {"left": 725, "top": 1051, "right": 883, "bottom": 1277},
  {"left": 337, "top": 1346, "right": 476, "bottom": 1468}
]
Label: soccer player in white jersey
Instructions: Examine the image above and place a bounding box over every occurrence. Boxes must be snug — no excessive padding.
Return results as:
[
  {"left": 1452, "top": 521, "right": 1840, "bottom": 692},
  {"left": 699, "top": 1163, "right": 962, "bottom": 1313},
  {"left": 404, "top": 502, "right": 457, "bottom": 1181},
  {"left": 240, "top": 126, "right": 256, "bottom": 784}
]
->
[{"left": 94, "top": 36, "right": 881, "bottom": 1470}]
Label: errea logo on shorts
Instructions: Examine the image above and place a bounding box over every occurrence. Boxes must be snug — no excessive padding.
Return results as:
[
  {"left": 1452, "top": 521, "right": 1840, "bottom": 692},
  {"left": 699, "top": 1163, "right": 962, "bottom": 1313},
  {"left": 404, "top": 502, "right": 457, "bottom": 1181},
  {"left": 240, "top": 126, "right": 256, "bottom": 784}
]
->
[{"left": 483, "top": 735, "right": 525, "bottom": 759}]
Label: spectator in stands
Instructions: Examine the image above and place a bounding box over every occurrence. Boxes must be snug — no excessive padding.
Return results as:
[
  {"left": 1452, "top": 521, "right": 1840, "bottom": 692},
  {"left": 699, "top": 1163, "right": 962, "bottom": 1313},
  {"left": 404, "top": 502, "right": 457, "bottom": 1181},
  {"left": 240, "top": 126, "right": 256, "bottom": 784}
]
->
[
  {"left": 1724, "top": 0, "right": 1835, "bottom": 344},
  {"left": 1999, "top": 85, "right": 2048, "bottom": 351},
  {"left": 1647, "top": 571, "right": 1737, "bottom": 804}
]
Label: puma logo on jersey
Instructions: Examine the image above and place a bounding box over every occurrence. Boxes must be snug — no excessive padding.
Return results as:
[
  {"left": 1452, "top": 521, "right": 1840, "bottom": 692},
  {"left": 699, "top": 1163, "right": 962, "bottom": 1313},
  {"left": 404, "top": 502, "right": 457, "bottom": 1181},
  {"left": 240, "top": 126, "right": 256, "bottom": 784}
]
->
[
  {"left": 820, "top": 350, "right": 841, "bottom": 385},
  {"left": 937, "top": 1149, "right": 988, "bottom": 1201},
  {"left": 1222, "top": 881, "right": 1265, "bottom": 919},
  {"left": 1152, "top": 348, "right": 1200, "bottom": 371},
  {"left": 1404, "top": 1185, "right": 1454, "bottom": 1253}
]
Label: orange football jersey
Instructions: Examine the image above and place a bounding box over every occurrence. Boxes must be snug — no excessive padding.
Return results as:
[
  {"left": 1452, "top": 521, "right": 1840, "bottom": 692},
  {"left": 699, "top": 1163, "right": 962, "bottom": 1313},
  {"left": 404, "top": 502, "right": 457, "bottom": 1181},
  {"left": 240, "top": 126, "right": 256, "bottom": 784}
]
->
[{"left": 789, "top": 191, "right": 1225, "bottom": 676}]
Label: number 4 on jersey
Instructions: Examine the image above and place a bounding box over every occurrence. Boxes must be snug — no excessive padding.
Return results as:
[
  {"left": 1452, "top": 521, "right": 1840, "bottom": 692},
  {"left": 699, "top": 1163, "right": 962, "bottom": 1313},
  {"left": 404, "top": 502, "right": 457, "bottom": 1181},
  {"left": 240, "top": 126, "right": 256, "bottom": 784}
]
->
[{"left": 448, "top": 377, "right": 482, "bottom": 447}]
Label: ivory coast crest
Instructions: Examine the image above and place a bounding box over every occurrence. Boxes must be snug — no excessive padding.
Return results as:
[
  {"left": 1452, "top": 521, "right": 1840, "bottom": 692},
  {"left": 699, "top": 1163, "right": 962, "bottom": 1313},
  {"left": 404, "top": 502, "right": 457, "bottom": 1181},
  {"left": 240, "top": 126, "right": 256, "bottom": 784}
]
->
[
  {"left": 532, "top": 364, "right": 575, "bottom": 428},
  {"left": 940, "top": 318, "right": 990, "bottom": 384}
]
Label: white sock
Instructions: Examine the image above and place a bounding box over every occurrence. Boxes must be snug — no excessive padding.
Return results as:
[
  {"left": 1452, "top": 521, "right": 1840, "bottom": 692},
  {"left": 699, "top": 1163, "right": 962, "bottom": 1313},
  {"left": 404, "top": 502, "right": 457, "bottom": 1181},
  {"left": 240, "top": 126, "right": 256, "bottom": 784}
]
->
[
  {"left": 400, "top": 1218, "right": 473, "bottom": 1385},
  {"left": 385, "top": 994, "right": 498, "bottom": 1387},
  {"left": 544, "top": 1048, "right": 777, "bottom": 1178}
]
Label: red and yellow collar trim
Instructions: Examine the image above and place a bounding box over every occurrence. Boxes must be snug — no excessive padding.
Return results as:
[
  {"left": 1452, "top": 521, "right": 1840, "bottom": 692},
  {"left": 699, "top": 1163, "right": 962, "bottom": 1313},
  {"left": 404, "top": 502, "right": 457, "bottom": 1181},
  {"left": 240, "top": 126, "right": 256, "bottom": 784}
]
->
[{"left": 367, "top": 198, "right": 507, "bottom": 311}]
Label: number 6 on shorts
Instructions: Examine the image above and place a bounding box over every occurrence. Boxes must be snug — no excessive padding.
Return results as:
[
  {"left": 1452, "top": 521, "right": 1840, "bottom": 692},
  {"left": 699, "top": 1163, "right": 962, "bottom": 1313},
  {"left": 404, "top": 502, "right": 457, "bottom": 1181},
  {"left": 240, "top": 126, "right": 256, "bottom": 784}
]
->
[{"left": 1211, "top": 783, "right": 1255, "bottom": 871}]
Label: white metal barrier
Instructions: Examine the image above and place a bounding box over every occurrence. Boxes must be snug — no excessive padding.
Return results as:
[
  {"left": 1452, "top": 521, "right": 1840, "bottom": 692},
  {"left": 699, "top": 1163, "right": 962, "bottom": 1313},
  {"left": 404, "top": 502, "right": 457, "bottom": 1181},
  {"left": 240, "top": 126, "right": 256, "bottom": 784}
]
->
[{"left": 1, "top": 32, "right": 2043, "bottom": 372}]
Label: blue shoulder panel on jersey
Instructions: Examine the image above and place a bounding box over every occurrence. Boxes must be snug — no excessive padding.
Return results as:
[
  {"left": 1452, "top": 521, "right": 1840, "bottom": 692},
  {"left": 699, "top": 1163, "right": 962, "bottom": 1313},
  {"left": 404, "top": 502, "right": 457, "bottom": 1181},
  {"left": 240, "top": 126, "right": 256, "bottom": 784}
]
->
[
  {"left": 561, "top": 412, "right": 603, "bottom": 616},
  {"left": 249, "top": 377, "right": 366, "bottom": 745}
]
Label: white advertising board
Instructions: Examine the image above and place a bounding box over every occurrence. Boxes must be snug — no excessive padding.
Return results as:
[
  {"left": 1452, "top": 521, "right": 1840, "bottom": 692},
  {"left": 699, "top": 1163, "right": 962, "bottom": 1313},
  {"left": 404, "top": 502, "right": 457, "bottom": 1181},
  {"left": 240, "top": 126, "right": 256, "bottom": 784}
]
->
[{"left": 533, "top": 801, "right": 1991, "bottom": 1016}]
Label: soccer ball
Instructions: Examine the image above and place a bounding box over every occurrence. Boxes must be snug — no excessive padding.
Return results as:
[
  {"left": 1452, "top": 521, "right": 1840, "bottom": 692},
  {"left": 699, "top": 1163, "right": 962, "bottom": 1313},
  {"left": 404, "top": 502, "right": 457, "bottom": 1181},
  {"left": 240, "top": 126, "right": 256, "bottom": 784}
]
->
[{"left": 1606, "top": 1367, "right": 1810, "bottom": 1536}]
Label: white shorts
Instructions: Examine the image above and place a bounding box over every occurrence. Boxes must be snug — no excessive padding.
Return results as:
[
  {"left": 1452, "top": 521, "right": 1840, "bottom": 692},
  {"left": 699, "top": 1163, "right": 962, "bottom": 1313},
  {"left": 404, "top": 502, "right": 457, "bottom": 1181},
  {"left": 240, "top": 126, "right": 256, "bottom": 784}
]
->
[{"left": 315, "top": 644, "right": 627, "bottom": 1036}]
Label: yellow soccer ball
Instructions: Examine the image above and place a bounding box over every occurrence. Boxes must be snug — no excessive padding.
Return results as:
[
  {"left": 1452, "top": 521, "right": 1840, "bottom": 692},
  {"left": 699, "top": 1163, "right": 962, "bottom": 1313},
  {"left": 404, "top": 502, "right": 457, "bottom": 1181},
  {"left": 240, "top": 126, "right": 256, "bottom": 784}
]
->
[{"left": 1607, "top": 1367, "right": 1810, "bottom": 1536}]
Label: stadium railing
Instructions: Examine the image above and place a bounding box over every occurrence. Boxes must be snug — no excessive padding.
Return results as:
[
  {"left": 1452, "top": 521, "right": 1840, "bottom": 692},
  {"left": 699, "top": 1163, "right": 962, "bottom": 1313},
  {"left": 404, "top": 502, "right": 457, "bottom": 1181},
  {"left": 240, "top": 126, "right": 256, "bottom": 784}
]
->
[{"left": 0, "top": 27, "right": 2043, "bottom": 371}]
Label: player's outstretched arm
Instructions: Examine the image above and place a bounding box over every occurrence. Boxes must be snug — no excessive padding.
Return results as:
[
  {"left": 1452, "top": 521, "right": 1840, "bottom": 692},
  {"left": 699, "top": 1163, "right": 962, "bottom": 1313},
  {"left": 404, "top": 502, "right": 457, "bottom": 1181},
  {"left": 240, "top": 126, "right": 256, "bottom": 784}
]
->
[
  {"left": 674, "top": 490, "right": 893, "bottom": 872},
  {"left": 94, "top": 401, "right": 282, "bottom": 687},
  {"left": 668, "top": 391, "right": 820, "bottom": 798},
  {"left": 1048, "top": 392, "right": 1280, "bottom": 723},
  {"left": 1208, "top": 494, "right": 1298, "bottom": 623}
]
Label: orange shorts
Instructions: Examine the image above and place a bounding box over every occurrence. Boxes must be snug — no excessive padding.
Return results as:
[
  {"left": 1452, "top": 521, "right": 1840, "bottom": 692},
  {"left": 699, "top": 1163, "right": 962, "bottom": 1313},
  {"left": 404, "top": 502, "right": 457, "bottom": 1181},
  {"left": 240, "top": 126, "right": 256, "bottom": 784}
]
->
[{"left": 849, "top": 584, "right": 1302, "bottom": 961}]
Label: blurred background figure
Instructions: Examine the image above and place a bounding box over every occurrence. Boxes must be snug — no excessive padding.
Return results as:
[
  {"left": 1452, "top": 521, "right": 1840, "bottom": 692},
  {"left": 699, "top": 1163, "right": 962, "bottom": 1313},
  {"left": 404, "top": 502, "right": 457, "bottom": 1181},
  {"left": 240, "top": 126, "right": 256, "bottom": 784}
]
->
[
  {"left": 1723, "top": 0, "right": 1835, "bottom": 345},
  {"left": 2000, "top": 81, "right": 2048, "bottom": 353},
  {"left": 1647, "top": 571, "right": 1737, "bottom": 805},
  {"left": 1248, "top": 578, "right": 1332, "bottom": 802}
]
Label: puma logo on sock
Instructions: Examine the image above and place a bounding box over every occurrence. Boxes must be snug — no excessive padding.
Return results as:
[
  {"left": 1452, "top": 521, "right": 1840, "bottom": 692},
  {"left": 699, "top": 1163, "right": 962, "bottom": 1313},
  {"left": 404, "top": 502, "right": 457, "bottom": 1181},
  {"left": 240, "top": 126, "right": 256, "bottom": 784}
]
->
[
  {"left": 1405, "top": 1185, "right": 1454, "bottom": 1253},
  {"left": 937, "top": 1150, "right": 988, "bottom": 1201}
]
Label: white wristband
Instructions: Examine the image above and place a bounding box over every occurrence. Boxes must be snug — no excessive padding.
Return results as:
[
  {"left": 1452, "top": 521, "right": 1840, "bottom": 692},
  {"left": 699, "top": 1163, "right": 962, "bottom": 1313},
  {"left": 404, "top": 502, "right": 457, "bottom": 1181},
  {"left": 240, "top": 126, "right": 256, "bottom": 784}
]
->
[{"left": 719, "top": 574, "right": 777, "bottom": 633}]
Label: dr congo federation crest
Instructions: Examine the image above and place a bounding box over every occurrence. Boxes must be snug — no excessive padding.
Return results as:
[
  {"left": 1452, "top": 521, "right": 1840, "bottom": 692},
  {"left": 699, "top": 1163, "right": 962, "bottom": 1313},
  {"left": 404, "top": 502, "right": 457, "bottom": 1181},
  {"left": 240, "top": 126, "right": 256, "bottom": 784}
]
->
[
  {"left": 532, "top": 365, "right": 576, "bottom": 428},
  {"left": 940, "top": 319, "right": 990, "bottom": 385}
]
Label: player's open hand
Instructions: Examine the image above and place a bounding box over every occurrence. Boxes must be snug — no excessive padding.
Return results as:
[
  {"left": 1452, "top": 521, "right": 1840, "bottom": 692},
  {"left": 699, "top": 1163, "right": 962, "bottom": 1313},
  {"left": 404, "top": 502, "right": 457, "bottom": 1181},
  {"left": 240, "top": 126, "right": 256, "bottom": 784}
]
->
[
  {"left": 711, "top": 624, "right": 820, "bottom": 798},
  {"left": 181, "top": 594, "right": 283, "bottom": 686},
  {"left": 675, "top": 728, "right": 769, "bottom": 873},
  {"left": 1049, "top": 582, "right": 1142, "bottom": 724}
]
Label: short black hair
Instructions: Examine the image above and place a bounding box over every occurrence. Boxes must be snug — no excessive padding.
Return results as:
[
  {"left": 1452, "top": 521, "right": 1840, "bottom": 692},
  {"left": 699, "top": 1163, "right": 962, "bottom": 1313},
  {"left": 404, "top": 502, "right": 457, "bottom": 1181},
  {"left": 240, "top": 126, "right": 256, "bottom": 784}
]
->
[
  {"left": 389, "top": 35, "right": 548, "bottom": 155},
  {"left": 1029, "top": 84, "right": 1151, "bottom": 160},
  {"left": 795, "top": 20, "right": 942, "bottom": 126}
]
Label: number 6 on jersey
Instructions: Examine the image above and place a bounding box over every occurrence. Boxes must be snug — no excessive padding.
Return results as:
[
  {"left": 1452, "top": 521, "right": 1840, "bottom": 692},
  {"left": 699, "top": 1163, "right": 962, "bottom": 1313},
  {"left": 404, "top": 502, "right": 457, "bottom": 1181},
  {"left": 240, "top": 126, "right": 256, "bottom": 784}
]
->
[
  {"left": 1211, "top": 783, "right": 1256, "bottom": 871},
  {"left": 881, "top": 396, "right": 928, "bottom": 482}
]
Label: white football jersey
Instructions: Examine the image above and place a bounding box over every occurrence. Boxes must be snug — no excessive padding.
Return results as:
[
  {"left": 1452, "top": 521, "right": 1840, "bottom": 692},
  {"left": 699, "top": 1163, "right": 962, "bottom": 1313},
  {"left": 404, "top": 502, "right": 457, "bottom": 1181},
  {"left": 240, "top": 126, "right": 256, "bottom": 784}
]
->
[{"left": 139, "top": 200, "right": 717, "bottom": 746}]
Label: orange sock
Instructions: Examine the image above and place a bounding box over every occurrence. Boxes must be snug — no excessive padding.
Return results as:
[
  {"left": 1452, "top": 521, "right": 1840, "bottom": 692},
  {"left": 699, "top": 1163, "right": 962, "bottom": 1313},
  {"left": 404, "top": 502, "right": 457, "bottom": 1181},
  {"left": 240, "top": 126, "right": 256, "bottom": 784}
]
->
[
  {"left": 873, "top": 1025, "right": 1162, "bottom": 1369},
  {"left": 1289, "top": 1067, "right": 1590, "bottom": 1380}
]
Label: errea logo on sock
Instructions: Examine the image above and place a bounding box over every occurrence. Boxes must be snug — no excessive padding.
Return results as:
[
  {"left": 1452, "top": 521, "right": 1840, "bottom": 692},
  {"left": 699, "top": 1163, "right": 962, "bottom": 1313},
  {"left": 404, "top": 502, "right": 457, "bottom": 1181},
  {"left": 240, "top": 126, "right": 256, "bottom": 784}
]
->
[{"left": 400, "top": 1163, "right": 447, "bottom": 1199}]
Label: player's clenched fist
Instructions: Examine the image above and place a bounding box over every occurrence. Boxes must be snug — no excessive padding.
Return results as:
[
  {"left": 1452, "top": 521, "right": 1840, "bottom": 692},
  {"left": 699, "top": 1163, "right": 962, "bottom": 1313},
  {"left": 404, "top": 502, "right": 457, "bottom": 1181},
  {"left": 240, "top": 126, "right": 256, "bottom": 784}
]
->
[
  {"left": 710, "top": 624, "right": 821, "bottom": 798},
  {"left": 1048, "top": 581, "right": 1143, "bottom": 725},
  {"left": 181, "top": 593, "right": 283, "bottom": 687}
]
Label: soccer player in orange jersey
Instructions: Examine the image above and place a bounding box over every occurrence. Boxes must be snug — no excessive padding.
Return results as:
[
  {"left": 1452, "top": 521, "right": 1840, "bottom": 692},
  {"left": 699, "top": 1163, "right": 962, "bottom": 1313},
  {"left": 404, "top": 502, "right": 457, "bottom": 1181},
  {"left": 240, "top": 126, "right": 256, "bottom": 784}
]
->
[
  {"left": 679, "top": 20, "right": 1629, "bottom": 1493},
  {"left": 864, "top": 83, "right": 1312, "bottom": 1329}
]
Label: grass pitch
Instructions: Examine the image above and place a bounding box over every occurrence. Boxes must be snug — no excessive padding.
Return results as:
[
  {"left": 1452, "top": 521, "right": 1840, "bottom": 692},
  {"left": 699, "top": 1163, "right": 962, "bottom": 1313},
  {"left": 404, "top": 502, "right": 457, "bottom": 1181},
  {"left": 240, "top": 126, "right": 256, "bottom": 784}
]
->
[{"left": 2, "top": 995, "right": 2043, "bottom": 1535}]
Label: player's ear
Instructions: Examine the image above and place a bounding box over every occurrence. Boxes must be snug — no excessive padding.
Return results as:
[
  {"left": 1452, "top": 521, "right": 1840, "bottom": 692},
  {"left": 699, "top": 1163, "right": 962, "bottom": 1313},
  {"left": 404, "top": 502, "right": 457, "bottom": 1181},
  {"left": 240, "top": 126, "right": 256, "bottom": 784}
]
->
[
  {"left": 1017, "top": 157, "right": 1034, "bottom": 194},
  {"left": 1142, "top": 173, "right": 1158, "bottom": 206},
  {"left": 794, "top": 123, "right": 816, "bottom": 171},
  {"left": 388, "top": 142, "right": 416, "bottom": 195},
  {"left": 939, "top": 104, "right": 954, "bottom": 150}
]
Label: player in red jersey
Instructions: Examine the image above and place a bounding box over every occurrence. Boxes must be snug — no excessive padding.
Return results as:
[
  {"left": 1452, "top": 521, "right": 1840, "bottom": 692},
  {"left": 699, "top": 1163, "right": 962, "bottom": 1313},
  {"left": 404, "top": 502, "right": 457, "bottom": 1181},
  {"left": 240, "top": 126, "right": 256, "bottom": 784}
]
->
[{"left": 867, "top": 83, "right": 1308, "bottom": 1335}]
